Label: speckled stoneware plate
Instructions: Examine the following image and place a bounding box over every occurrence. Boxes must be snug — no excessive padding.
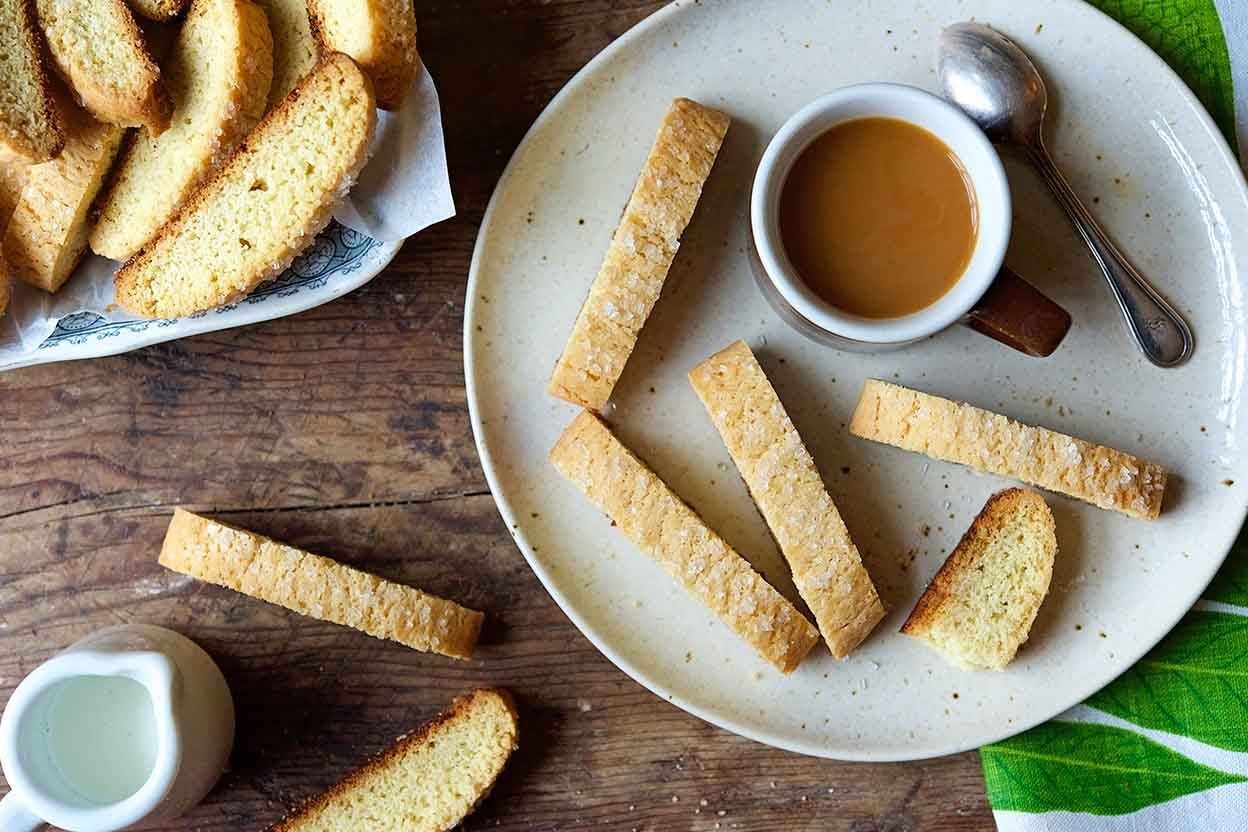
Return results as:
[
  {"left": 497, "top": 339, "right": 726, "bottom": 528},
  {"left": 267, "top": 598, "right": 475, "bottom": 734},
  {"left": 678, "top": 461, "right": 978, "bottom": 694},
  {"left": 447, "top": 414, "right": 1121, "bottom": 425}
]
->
[{"left": 465, "top": 0, "right": 1248, "bottom": 760}]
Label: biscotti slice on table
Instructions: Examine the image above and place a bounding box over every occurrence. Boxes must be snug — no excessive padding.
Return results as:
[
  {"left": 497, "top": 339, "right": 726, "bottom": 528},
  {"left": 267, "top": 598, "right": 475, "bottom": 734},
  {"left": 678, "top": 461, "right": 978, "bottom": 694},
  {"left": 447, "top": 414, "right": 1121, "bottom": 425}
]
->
[
  {"left": 0, "top": 0, "right": 63, "bottom": 162},
  {"left": 0, "top": 161, "right": 28, "bottom": 229},
  {"left": 548, "top": 98, "right": 730, "bottom": 411},
  {"left": 690, "top": 340, "right": 885, "bottom": 658},
  {"left": 550, "top": 410, "right": 820, "bottom": 673},
  {"left": 307, "top": 0, "right": 418, "bottom": 110},
  {"left": 124, "top": 0, "right": 189, "bottom": 21},
  {"left": 902, "top": 488, "right": 1057, "bottom": 670},
  {"left": 850, "top": 380, "right": 1166, "bottom": 519},
  {"left": 159, "top": 508, "right": 484, "bottom": 659},
  {"left": 34, "top": 0, "right": 172, "bottom": 134},
  {"left": 91, "top": 0, "right": 274, "bottom": 260},
  {"left": 271, "top": 689, "right": 518, "bottom": 832},
  {"left": 115, "top": 52, "right": 375, "bottom": 318},
  {"left": 253, "top": 0, "right": 317, "bottom": 109},
  {"left": 3, "top": 93, "right": 123, "bottom": 292}
]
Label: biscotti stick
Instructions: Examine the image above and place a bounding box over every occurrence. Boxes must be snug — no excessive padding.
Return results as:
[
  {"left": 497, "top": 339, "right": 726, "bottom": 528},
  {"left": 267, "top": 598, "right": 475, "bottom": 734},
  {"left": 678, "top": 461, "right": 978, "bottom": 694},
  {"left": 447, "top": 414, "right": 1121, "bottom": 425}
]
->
[
  {"left": 689, "top": 341, "right": 885, "bottom": 658},
  {"left": 850, "top": 380, "right": 1166, "bottom": 519},
  {"left": 159, "top": 508, "right": 484, "bottom": 659},
  {"left": 548, "top": 98, "right": 730, "bottom": 411},
  {"left": 549, "top": 410, "right": 819, "bottom": 674},
  {"left": 271, "top": 689, "right": 518, "bottom": 832}
]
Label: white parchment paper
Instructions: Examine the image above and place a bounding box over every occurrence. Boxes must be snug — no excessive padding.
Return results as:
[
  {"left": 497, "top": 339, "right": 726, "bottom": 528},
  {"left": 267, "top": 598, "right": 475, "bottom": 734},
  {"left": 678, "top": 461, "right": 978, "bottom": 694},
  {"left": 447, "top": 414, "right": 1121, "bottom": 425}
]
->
[{"left": 0, "top": 58, "right": 455, "bottom": 367}]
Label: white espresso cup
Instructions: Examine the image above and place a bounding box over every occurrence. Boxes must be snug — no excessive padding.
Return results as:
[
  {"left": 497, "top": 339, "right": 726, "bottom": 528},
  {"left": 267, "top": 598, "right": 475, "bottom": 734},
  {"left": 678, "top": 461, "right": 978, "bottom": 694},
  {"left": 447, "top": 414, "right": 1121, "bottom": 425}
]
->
[
  {"left": 0, "top": 625, "right": 234, "bottom": 832},
  {"left": 750, "top": 82, "right": 1014, "bottom": 351}
]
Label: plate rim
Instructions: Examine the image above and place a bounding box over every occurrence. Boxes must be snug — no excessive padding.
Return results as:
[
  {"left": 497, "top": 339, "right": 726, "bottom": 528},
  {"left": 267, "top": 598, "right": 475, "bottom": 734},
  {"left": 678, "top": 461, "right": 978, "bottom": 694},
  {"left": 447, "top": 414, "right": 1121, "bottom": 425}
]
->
[{"left": 464, "top": 0, "right": 1248, "bottom": 760}]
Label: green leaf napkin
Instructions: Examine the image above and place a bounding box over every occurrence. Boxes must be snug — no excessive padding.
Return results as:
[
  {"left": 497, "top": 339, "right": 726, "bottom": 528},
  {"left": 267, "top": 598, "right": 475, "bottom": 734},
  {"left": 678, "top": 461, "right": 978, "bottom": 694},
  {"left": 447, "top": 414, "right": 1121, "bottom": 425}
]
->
[{"left": 980, "top": 1, "right": 1248, "bottom": 828}]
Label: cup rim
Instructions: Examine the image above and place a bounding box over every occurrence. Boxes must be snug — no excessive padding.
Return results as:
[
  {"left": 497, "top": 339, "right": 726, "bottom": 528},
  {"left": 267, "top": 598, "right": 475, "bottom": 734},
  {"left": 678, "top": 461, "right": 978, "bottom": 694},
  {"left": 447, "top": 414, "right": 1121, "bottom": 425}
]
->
[
  {"left": 0, "top": 650, "right": 181, "bottom": 831},
  {"left": 750, "top": 82, "right": 1012, "bottom": 345}
]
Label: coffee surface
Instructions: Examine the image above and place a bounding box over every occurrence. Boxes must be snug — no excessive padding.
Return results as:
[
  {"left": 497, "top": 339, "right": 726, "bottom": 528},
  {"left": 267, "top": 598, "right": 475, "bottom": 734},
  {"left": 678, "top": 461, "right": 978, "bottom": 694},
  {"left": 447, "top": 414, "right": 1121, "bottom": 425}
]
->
[{"left": 779, "top": 117, "right": 978, "bottom": 319}]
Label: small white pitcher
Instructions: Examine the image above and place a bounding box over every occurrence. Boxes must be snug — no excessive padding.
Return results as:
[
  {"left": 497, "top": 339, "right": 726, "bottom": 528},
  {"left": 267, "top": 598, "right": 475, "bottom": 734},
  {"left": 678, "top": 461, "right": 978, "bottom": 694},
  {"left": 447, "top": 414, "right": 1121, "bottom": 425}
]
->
[{"left": 0, "top": 624, "right": 234, "bottom": 831}]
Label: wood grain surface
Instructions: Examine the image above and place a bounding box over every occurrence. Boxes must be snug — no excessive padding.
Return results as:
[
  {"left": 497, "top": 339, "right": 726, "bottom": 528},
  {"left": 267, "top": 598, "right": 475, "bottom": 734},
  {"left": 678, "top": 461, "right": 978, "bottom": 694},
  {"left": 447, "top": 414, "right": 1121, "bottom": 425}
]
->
[{"left": 0, "top": 1, "right": 994, "bottom": 829}]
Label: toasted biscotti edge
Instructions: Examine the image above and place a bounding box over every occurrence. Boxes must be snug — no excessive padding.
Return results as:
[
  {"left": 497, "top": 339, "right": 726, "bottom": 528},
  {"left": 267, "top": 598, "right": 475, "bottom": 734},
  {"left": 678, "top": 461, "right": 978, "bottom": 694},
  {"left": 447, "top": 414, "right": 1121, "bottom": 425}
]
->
[
  {"left": 125, "top": 0, "right": 190, "bottom": 21},
  {"left": 688, "top": 339, "right": 885, "bottom": 659},
  {"left": 902, "top": 488, "right": 1057, "bottom": 670},
  {"left": 158, "top": 507, "right": 484, "bottom": 659},
  {"left": 306, "top": 0, "right": 418, "bottom": 110},
  {"left": 113, "top": 52, "right": 376, "bottom": 318},
  {"left": 0, "top": 0, "right": 64, "bottom": 162},
  {"left": 270, "top": 689, "right": 518, "bottom": 832},
  {"left": 547, "top": 98, "right": 730, "bottom": 411},
  {"left": 849, "top": 379, "right": 1166, "bottom": 519},
  {"left": 90, "top": 0, "right": 276, "bottom": 260}
]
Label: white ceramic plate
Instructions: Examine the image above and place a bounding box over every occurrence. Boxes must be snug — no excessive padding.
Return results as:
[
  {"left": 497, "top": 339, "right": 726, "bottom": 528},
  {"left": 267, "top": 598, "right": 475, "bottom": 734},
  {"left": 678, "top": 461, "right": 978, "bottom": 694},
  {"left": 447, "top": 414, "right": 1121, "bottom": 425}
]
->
[{"left": 465, "top": 0, "right": 1248, "bottom": 760}]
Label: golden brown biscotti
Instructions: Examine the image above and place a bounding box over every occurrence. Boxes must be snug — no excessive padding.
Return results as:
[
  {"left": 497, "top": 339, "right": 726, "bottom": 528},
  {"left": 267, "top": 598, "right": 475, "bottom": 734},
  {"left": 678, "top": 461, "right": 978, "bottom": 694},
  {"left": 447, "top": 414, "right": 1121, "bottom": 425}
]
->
[
  {"left": 0, "top": 160, "right": 28, "bottom": 229},
  {"left": 548, "top": 98, "right": 730, "bottom": 411},
  {"left": 159, "top": 508, "right": 484, "bottom": 659},
  {"left": 306, "top": 0, "right": 418, "bottom": 110},
  {"left": 124, "top": 0, "right": 189, "bottom": 21},
  {"left": 271, "top": 689, "right": 518, "bottom": 832},
  {"left": 549, "top": 410, "right": 819, "bottom": 673},
  {"left": 3, "top": 93, "right": 123, "bottom": 292},
  {"left": 91, "top": 0, "right": 274, "bottom": 260},
  {"left": 252, "top": 0, "right": 317, "bottom": 109},
  {"left": 689, "top": 340, "right": 885, "bottom": 658},
  {"left": 849, "top": 380, "right": 1166, "bottom": 520},
  {"left": 902, "top": 488, "right": 1057, "bottom": 670},
  {"left": 114, "top": 52, "right": 375, "bottom": 318},
  {"left": 0, "top": 0, "right": 63, "bottom": 162},
  {"left": 34, "top": 0, "right": 172, "bottom": 134}
]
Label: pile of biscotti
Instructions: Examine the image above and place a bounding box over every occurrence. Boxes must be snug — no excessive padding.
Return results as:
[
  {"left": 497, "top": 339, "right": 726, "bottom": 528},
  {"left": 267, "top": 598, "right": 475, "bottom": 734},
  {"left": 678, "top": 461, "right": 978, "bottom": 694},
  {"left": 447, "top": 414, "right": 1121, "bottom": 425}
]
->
[
  {"left": 0, "top": 0, "right": 418, "bottom": 321},
  {"left": 547, "top": 98, "right": 1168, "bottom": 674}
]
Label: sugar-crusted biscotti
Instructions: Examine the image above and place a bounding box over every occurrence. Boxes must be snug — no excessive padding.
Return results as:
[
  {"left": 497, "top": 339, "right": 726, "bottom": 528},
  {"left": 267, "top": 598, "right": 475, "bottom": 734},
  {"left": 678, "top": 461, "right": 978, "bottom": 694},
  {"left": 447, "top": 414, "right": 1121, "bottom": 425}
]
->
[
  {"left": 159, "top": 508, "right": 484, "bottom": 659},
  {"left": 124, "top": 0, "right": 189, "bottom": 21},
  {"left": 689, "top": 340, "right": 885, "bottom": 658},
  {"left": 271, "top": 689, "right": 518, "bottom": 832},
  {"left": 34, "top": 0, "right": 172, "bottom": 134},
  {"left": 253, "top": 0, "right": 317, "bottom": 109},
  {"left": 548, "top": 98, "right": 730, "bottom": 412},
  {"left": 91, "top": 0, "right": 274, "bottom": 260},
  {"left": 306, "top": 0, "right": 418, "bottom": 110},
  {"left": 115, "top": 52, "right": 375, "bottom": 317},
  {"left": 0, "top": 0, "right": 63, "bottom": 162},
  {"left": 550, "top": 410, "right": 819, "bottom": 673},
  {"left": 3, "top": 93, "right": 123, "bottom": 292},
  {"left": 850, "top": 380, "right": 1166, "bottom": 519},
  {"left": 902, "top": 488, "right": 1056, "bottom": 670}
]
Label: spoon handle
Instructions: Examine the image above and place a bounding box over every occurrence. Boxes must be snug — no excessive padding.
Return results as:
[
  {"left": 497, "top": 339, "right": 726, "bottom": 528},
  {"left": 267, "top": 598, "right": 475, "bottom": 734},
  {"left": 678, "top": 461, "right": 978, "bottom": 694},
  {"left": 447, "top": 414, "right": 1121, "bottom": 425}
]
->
[{"left": 1025, "top": 141, "right": 1194, "bottom": 367}]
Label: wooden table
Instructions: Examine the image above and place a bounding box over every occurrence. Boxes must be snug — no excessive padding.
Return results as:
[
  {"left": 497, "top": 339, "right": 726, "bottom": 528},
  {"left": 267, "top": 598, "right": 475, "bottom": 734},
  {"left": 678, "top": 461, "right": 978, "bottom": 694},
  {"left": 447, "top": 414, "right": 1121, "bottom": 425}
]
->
[{"left": 0, "top": 2, "right": 993, "bottom": 828}]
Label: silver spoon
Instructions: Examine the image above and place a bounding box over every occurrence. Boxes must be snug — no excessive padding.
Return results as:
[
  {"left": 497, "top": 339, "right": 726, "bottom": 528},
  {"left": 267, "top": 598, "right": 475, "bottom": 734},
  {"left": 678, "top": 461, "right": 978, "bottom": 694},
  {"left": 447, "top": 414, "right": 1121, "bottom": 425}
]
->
[{"left": 938, "top": 22, "right": 1194, "bottom": 367}]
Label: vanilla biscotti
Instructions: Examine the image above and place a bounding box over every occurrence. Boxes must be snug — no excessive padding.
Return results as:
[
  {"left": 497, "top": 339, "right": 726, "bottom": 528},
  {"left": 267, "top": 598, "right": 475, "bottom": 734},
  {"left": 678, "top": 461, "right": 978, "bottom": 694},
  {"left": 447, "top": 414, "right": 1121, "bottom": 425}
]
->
[
  {"left": 690, "top": 341, "right": 885, "bottom": 658},
  {"left": 850, "top": 380, "right": 1166, "bottom": 519},
  {"left": 903, "top": 488, "right": 1057, "bottom": 670},
  {"left": 253, "top": 0, "right": 317, "bottom": 109},
  {"left": 34, "top": 0, "right": 172, "bottom": 134},
  {"left": 550, "top": 410, "right": 819, "bottom": 673},
  {"left": 159, "top": 508, "right": 484, "bottom": 659},
  {"left": 307, "top": 0, "right": 418, "bottom": 110},
  {"left": 0, "top": 161, "right": 28, "bottom": 228},
  {"left": 4, "top": 93, "right": 123, "bottom": 292},
  {"left": 92, "top": 0, "right": 274, "bottom": 260},
  {"left": 0, "top": 0, "right": 63, "bottom": 162},
  {"left": 548, "top": 98, "right": 730, "bottom": 411},
  {"left": 125, "top": 0, "right": 188, "bottom": 21},
  {"left": 115, "top": 52, "right": 375, "bottom": 317},
  {"left": 272, "top": 689, "right": 518, "bottom": 832}
]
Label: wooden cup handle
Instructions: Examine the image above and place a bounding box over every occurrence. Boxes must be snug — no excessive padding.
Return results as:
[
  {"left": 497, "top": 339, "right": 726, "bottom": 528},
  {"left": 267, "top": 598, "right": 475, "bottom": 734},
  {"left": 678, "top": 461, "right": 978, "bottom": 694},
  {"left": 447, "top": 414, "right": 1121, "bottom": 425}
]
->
[{"left": 964, "top": 267, "right": 1072, "bottom": 357}]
